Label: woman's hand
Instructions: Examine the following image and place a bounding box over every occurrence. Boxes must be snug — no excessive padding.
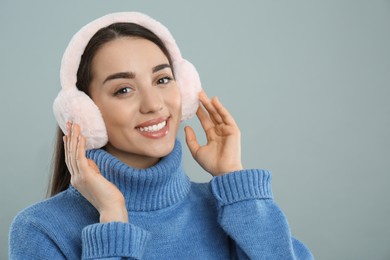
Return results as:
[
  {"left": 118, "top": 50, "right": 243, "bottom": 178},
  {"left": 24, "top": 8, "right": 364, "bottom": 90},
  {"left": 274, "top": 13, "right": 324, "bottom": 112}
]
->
[
  {"left": 185, "top": 91, "right": 243, "bottom": 176},
  {"left": 64, "top": 122, "right": 128, "bottom": 223}
]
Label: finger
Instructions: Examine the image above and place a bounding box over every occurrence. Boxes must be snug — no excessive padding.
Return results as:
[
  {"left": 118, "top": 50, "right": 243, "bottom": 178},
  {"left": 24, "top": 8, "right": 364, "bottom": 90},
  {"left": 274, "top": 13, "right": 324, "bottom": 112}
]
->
[
  {"left": 212, "top": 97, "right": 237, "bottom": 126},
  {"left": 75, "top": 135, "right": 89, "bottom": 174},
  {"left": 184, "top": 126, "right": 201, "bottom": 158},
  {"left": 69, "top": 123, "right": 81, "bottom": 175},
  {"left": 199, "top": 91, "right": 223, "bottom": 125},
  {"left": 65, "top": 122, "right": 75, "bottom": 174},
  {"left": 196, "top": 106, "right": 214, "bottom": 132},
  {"left": 63, "top": 135, "right": 71, "bottom": 174}
]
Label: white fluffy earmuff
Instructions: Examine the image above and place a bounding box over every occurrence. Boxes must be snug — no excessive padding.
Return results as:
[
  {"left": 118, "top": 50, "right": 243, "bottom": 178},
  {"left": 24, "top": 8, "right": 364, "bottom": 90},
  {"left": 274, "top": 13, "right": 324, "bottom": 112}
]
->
[{"left": 53, "top": 12, "right": 202, "bottom": 149}]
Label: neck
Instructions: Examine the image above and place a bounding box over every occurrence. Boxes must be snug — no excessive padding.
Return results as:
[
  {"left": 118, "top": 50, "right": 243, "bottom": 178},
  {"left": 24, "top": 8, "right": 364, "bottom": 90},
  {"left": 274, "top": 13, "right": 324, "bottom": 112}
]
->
[{"left": 104, "top": 144, "right": 161, "bottom": 169}]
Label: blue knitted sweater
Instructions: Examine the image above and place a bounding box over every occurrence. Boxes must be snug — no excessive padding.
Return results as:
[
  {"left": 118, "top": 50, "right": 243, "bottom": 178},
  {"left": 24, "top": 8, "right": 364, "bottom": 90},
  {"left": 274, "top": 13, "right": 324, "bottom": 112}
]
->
[{"left": 9, "top": 140, "right": 313, "bottom": 259}]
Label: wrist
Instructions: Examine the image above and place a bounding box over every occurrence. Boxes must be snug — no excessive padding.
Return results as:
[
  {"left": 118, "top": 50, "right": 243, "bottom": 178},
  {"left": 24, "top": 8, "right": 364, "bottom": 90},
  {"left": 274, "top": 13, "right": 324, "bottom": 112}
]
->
[
  {"left": 214, "top": 164, "right": 244, "bottom": 177},
  {"left": 99, "top": 205, "right": 129, "bottom": 223}
]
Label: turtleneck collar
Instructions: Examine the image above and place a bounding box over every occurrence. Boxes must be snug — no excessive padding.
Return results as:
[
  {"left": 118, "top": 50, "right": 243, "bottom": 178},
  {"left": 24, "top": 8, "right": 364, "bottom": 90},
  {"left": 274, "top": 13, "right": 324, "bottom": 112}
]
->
[{"left": 71, "top": 139, "right": 191, "bottom": 212}]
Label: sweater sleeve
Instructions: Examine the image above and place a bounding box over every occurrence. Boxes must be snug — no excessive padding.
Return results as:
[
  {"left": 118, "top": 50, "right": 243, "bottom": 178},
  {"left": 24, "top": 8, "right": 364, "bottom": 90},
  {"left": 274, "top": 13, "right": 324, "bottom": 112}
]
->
[
  {"left": 81, "top": 222, "right": 150, "bottom": 259},
  {"left": 9, "top": 211, "right": 151, "bottom": 260},
  {"left": 211, "top": 169, "right": 314, "bottom": 260}
]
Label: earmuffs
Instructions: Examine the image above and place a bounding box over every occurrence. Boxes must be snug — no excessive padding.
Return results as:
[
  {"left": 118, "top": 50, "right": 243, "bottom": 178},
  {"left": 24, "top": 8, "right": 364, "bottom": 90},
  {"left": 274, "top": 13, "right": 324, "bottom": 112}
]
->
[{"left": 53, "top": 12, "right": 202, "bottom": 149}]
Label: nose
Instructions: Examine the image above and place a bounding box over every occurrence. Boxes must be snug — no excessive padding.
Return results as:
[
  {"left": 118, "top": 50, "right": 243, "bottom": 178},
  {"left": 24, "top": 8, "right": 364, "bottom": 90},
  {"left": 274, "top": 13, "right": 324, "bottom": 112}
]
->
[{"left": 139, "top": 87, "right": 163, "bottom": 114}]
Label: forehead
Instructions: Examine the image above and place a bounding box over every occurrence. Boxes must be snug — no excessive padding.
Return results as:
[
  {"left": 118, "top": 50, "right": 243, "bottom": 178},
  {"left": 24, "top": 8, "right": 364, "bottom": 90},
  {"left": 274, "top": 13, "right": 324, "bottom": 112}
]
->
[{"left": 91, "top": 37, "right": 169, "bottom": 75}]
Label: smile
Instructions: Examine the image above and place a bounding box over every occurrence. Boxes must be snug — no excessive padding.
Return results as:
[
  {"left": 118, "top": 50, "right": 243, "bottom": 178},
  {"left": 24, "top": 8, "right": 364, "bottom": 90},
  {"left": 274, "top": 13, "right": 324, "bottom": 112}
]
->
[
  {"left": 135, "top": 117, "right": 170, "bottom": 139},
  {"left": 138, "top": 120, "right": 167, "bottom": 132}
]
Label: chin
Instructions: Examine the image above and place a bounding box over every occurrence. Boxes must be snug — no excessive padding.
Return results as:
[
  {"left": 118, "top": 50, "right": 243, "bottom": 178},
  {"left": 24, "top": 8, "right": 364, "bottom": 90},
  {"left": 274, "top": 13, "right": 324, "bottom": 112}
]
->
[
  {"left": 133, "top": 116, "right": 179, "bottom": 158},
  {"left": 142, "top": 136, "right": 176, "bottom": 158}
]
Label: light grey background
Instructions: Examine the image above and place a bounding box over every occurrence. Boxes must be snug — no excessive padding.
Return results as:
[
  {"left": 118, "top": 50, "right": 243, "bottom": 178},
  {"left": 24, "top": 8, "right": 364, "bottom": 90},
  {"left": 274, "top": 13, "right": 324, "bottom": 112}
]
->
[{"left": 1, "top": 1, "right": 389, "bottom": 259}]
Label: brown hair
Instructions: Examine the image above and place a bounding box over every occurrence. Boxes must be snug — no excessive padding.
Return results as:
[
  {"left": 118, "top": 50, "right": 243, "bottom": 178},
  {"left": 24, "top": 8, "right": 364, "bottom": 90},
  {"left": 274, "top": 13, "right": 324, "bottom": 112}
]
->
[{"left": 48, "top": 22, "right": 174, "bottom": 197}]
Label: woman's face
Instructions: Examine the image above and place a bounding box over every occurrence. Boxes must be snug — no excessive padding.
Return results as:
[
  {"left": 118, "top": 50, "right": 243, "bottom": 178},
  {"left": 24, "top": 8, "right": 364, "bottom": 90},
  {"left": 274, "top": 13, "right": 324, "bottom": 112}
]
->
[{"left": 89, "top": 37, "right": 181, "bottom": 168}]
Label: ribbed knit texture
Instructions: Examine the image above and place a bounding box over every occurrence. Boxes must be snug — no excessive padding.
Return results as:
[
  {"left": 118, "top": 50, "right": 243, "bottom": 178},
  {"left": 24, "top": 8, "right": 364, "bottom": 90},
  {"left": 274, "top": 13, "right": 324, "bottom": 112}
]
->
[
  {"left": 9, "top": 139, "right": 313, "bottom": 259},
  {"left": 82, "top": 139, "right": 191, "bottom": 212},
  {"left": 212, "top": 169, "right": 273, "bottom": 206},
  {"left": 82, "top": 222, "right": 149, "bottom": 259}
]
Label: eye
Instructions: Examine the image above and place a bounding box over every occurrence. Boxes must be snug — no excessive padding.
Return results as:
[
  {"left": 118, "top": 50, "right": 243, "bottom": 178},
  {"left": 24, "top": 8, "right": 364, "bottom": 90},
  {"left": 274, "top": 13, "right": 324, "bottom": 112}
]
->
[
  {"left": 114, "top": 87, "right": 133, "bottom": 96},
  {"left": 157, "top": 76, "right": 173, "bottom": 85}
]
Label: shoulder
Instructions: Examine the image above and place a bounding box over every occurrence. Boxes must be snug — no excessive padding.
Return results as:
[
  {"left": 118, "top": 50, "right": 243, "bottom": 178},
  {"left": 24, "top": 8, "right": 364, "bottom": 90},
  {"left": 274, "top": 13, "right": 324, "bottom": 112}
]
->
[
  {"left": 10, "top": 188, "right": 95, "bottom": 235},
  {"left": 13, "top": 189, "right": 82, "bottom": 218},
  {"left": 9, "top": 189, "right": 93, "bottom": 259}
]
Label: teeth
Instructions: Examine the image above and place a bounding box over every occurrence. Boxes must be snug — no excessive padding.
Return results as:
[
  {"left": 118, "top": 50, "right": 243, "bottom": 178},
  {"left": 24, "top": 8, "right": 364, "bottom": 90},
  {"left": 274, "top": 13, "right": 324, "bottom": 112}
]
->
[{"left": 138, "top": 121, "right": 166, "bottom": 132}]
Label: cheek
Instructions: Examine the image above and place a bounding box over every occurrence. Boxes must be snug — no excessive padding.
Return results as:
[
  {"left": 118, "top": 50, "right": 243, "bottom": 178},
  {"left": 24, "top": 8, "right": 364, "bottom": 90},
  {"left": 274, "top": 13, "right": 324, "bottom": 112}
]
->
[
  {"left": 100, "top": 102, "right": 136, "bottom": 146},
  {"left": 96, "top": 99, "right": 136, "bottom": 131},
  {"left": 171, "top": 89, "right": 183, "bottom": 132},
  {"left": 162, "top": 87, "right": 181, "bottom": 131},
  {"left": 169, "top": 86, "right": 182, "bottom": 114}
]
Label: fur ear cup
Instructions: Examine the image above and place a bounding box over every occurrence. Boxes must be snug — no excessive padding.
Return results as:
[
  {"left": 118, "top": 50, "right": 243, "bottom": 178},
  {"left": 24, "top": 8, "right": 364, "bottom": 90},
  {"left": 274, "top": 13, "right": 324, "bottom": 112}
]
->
[
  {"left": 53, "top": 89, "right": 108, "bottom": 149},
  {"left": 174, "top": 59, "right": 202, "bottom": 121}
]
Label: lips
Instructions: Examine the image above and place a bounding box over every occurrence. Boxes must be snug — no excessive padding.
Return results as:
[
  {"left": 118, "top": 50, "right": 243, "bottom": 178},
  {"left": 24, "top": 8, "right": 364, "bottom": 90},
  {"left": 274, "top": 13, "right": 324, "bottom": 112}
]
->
[
  {"left": 138, "top": 120, "right": 167, "bottom": 132},
  {"left": 135, "top": 117, "right": 170, "bottom": 139}
]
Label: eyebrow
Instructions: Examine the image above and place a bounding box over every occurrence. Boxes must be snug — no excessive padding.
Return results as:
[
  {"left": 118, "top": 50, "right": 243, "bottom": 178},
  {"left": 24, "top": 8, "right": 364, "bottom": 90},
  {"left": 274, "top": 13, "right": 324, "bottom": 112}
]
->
[
  {"left": 103, "top": 63, "right": 171, "bottom": 85},
  {"left": 103, "top": 71, "right": 135, "bottom": 84},
  {"left": 152, "top": 63, "right": 171, "bottom": 73}
]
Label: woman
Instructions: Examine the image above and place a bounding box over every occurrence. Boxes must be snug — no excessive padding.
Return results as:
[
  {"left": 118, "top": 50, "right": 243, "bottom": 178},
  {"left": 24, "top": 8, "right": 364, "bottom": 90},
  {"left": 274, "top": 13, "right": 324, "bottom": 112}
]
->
[{"left": 9, "top": 12, "right": 313, "bottom": 259}]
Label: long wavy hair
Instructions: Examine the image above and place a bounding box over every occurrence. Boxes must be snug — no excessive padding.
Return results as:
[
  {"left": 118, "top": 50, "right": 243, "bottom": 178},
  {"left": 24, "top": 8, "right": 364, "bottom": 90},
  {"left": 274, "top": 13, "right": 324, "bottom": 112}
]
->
[{"left": 48, "top": 22, "right": 174, "bottom": 197}]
